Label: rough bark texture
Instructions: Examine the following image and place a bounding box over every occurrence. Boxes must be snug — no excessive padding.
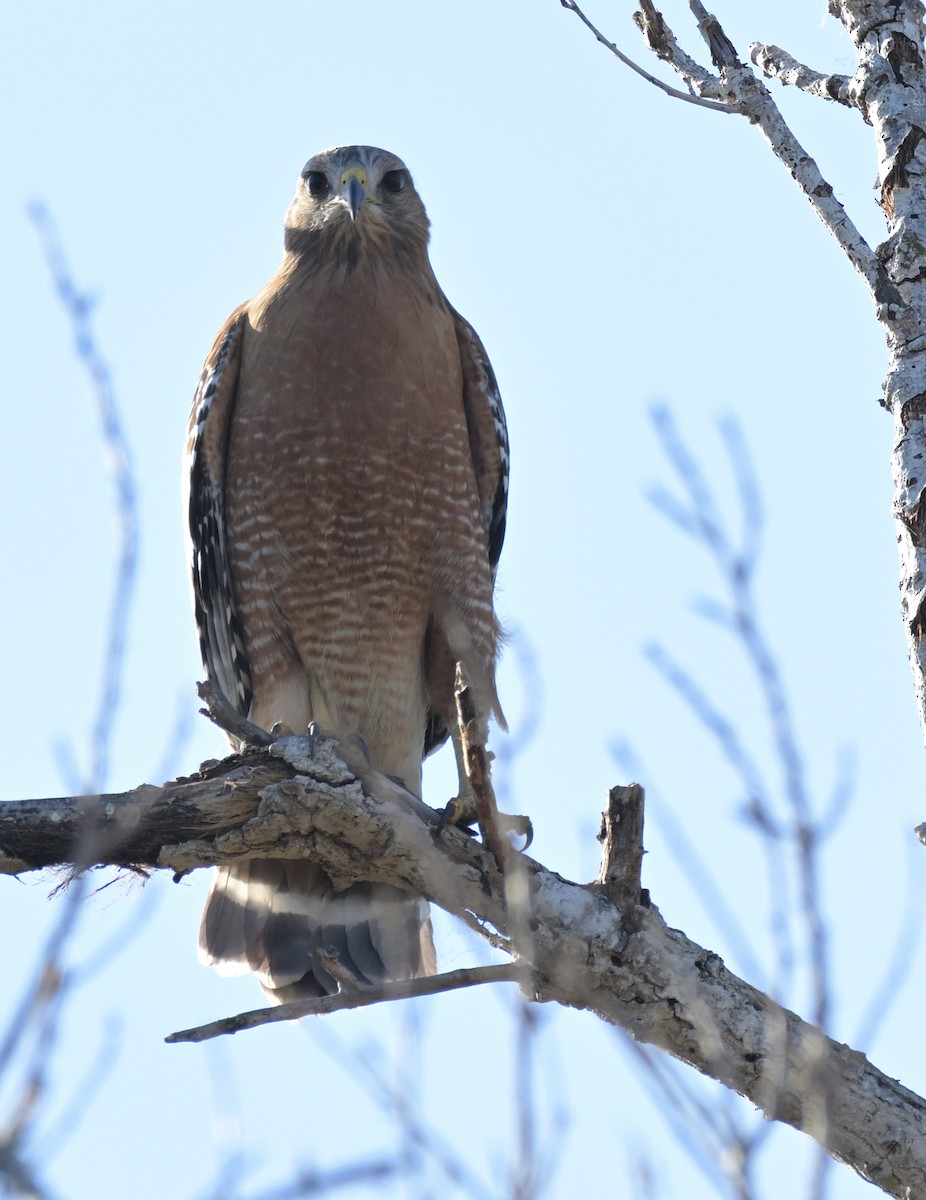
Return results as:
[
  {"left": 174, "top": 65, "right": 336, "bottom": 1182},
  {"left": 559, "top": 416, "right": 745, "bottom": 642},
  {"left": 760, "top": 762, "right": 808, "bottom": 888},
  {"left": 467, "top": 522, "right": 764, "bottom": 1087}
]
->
[
  {"left": 1, "top": 741, "right": 924, "bottom": 1197},
  {"left": 843, "top": 1, "right": 926, "bottom": 742},
  {"left": 596, "top": 783, "right": 647, "bottom": 927},
  {"left": 0, "top": 751, "right": 290, "bottom": 873}
]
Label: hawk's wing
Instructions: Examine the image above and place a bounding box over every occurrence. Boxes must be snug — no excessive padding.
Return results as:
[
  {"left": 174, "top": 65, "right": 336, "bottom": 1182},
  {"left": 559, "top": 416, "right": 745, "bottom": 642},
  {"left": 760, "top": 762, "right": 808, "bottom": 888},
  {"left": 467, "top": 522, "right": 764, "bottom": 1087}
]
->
[
  {"left": 423, "top": 310, "right": 509, "bottom": 756},
  {"left": 185, "top": 309, "right": 253, "bottom": 720},
  {"left": 451, "top": 309, "right": 509, "bottom": 576}
]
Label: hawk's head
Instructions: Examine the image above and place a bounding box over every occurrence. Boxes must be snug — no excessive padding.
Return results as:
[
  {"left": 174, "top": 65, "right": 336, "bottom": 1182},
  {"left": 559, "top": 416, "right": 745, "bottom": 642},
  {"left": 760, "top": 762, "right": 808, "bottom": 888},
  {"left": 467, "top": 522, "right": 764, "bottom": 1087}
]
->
[{"left": 284, "top": 145, "right": 430, "bottom": 263}]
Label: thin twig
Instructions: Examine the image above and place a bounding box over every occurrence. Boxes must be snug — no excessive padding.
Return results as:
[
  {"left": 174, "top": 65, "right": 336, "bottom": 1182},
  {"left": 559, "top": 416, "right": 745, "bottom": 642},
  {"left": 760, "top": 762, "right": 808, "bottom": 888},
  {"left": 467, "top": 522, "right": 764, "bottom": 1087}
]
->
[
  {"left": 559, "top": 0, "right": 736, "bottom": 112},
  {"left": 454, "top": 907, "right": 513, "bottom": 953},
  {"left": 622, "top": 4, "right": 892, "bottom": 308},
  {"left": 492, "top": 627, "right": 543, "bottom": 812},
  {"left": 34, "top": 1016, "right": 122, "bottom": 1157},
  {"left": 0, "top": 1146, "right": 57, "bottom": 1200},
  {"left": 511, "top": 1000, "right": 541, "bottom": 1200},
  {"left": 241, "top": 1158, "right": 400, "bottom": 1200},
  {"left": 393, "top": 1008, "right": 424, "bottom": 1196},
  {"left": 197, "top": 679, "right": 274, "bottom": 747},
  {"left": 311, "top": 1022, "right": 497, "bottom": 1200},
  {"left": 619, "top": 1036, "right": 742, "bottom": 1197},
  {"left": 0, "top": 877, "right": 89, "bottom": 1200},
  {"left": 166, "top": 963, "right": 522, "bottom": 1044},
  {"left": 640, "top": 409, "right": 852, "bottom": 1194},
  {"left": 0, "top": 879, "right": 87, "bottom": 1077},
  {"left": 29, "top": 203, "right": 140, "bottom": 795},
  {"left": 652, "top": 410, "right": 835, "bottom": 1031},
  {"left": 152, "top": 692, "right": 197, "bottom": 785},
  {"left": 854, "top": 837, "right": 924, "bottom": 1051}
]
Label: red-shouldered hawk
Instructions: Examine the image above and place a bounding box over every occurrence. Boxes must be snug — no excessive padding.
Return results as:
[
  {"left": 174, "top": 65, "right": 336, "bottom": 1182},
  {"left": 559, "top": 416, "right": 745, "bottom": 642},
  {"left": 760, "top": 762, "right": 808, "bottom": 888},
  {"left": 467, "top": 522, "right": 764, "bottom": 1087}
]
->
[{"left": 185, "top": 146, "right": 509, "bottom": 1002}]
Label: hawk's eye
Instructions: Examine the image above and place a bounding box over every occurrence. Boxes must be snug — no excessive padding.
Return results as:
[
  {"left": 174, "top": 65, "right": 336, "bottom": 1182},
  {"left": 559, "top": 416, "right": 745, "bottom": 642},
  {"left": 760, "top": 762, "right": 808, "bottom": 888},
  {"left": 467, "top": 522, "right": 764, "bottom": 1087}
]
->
[
  {"left": 305, "top": 171, "right": 329, "bottom": 198},
  {"left": 382, "top": 170, "right": 406, "bottom": 194}
]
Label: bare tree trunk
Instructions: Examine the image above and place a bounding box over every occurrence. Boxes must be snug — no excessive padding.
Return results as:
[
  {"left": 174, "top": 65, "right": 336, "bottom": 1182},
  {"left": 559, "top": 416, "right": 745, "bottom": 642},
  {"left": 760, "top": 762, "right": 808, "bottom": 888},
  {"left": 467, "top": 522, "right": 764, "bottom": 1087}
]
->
[{"left": 838, "top": 1, "right": 926, "bottom": 742}]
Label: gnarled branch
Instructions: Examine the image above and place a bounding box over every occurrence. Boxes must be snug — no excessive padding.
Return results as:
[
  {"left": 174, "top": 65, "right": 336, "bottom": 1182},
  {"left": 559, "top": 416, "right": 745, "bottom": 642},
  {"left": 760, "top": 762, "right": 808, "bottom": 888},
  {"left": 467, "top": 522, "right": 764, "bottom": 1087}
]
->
[{"left": 1, "top": 739, "right": 924, "bottom": 1196}]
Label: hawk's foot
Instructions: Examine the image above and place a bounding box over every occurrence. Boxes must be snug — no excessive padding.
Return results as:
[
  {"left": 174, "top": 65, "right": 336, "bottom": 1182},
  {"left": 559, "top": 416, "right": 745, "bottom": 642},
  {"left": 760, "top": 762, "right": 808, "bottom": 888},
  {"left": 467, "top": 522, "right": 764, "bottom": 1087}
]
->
[
  {"left": 269, "top": 720, "right": 320, "bottom": 750},
  {"left": 437, "top": 796, "right": 533, "bottom": 850}
]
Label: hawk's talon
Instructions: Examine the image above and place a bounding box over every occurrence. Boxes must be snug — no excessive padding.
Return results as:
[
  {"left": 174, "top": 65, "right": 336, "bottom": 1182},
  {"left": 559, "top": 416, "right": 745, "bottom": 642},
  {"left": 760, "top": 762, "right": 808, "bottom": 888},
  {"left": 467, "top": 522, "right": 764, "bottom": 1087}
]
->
[
  {"left": 268, "top": 726, "right": 322, "bottom": 773},
  {"left": 436, "top": 798, "right": 532, "bottom": 851},
  {"left": 437, "top": 796, "right": 477, "bottom": 836},
  {"left": 502, "top": 814, "right": 533, "bottom": 851}
]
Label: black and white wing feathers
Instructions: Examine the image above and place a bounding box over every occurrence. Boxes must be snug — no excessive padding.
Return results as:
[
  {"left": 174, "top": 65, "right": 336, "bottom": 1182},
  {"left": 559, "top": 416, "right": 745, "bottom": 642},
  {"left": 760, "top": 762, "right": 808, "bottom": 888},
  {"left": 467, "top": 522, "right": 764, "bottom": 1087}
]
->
[{"left": 185, "top": 311, "right": 253, "bottom": 722}]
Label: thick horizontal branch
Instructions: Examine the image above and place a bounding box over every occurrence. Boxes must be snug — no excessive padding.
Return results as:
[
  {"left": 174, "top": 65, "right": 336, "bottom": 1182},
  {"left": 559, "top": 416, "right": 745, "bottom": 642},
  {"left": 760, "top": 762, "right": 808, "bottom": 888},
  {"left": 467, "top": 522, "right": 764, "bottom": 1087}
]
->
[
  {"left": 0, "top": 749, "right": 293, "bottom": 874},
  {"left": 2, "top": 740, "right": 925, "bottom": 1196}
]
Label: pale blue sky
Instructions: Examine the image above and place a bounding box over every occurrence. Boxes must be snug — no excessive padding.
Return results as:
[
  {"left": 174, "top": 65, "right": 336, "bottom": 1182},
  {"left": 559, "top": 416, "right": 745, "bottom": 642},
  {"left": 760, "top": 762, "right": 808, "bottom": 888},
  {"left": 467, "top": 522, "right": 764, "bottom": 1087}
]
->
[{"left": 2, "top": 3, "right": 920, "bottom": 1197}]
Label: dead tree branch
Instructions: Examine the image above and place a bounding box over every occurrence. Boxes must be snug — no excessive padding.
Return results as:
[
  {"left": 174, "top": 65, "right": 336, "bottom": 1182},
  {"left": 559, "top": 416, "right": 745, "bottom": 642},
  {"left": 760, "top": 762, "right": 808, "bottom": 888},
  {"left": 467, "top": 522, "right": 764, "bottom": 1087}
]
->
[
  {"left": 748, "top": 43, "right": 856, "bottom": 105},
  {"left": 167, "top": 964, "right": 522, "bottom": 1044},
  {"left": 630, "top": 3, "right": 892, "bottom": 306},
  {"left": 566, "top": 0, "right": 926, "bottom": 765},
  {"left": 560, "top": 0, "right": 735, "bottom": 112},
  {"left": 1, "top": 738, "right": 925, "bottom": 1196}
]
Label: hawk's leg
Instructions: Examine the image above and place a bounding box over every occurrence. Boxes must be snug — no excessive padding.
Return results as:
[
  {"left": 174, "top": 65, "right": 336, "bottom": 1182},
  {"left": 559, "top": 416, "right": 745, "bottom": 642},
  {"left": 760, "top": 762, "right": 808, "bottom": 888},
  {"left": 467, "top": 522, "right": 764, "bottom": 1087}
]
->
[
  {"left": 438, "top": 673, "right": 533, "bottom": 850},
  {"left": 442, "top": 723, "right": 480, "bottom": 829}
]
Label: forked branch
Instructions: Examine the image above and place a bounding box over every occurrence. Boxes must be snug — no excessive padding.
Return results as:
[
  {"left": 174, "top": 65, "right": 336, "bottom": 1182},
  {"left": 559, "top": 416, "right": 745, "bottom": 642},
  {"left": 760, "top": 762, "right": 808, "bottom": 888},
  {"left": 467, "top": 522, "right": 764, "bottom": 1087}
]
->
[
  {"left": 1, "top": 741, "right": 925, "bottom": 1195},
  {"left": 564, "top": 2, "right": 892, "bottom": 308}
]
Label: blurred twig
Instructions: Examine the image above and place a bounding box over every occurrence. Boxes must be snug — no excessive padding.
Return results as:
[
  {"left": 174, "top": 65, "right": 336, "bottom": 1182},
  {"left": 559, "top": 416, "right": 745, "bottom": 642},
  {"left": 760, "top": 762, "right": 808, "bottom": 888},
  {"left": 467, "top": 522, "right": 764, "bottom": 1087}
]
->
[
  {"left": 610, "top": 740, "right": 764, "bottom": 983},
  {"left": 649, "top": 405, "right": 832, "bottom": 1031},
  {"left": 620, "top": 1035, "right": 755, "bottom": 1199},
  {"left": 493, "top": 628, "right": 543, "bottom": 813},
  {"left": 311, "top": 1024, "right": 496, "bottom": 1200},
  {"left": 617, "top": 406, "right": 857, "bottom": 1200},
  {"left": 28, "top": 202, "right": 140, "bottom": 796},
  {"left": 239, "top": 1159, "right": 400, "bottom": 1200},
  {"left": 510, "top": 1000, "right": 547, "bottom": 1200},
  {"left": 0, "top": 878, "right": 87, "bottom": 1199},
  {"left": 0, "top": 207, "right": 150, "bottom": 1200},
  {"left": 854, "top": 836, "right": 924, "bottom": 1051}
]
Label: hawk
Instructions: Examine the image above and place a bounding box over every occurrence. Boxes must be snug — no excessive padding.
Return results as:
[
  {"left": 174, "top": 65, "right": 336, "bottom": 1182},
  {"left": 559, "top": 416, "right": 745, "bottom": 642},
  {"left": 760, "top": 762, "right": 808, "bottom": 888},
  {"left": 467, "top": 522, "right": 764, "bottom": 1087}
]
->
[{"left": 185, "top": 145, "right": 509, "bottom": 1002}]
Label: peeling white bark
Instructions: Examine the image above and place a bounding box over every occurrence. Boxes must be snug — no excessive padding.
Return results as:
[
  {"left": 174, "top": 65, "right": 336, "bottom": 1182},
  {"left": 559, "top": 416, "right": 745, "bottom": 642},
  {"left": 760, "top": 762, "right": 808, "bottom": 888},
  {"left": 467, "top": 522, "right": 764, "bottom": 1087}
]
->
[
  {"left": 630, "top": 0, "right": 926, "bottom": 738},
  {"left": 837, "top": 1, "right": 926, "bottom": 742}
]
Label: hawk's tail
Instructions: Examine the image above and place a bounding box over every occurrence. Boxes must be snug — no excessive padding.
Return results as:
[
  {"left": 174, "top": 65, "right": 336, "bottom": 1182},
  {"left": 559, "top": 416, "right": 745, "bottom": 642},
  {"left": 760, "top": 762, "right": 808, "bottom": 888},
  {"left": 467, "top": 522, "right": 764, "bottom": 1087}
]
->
[{"left": 198, "top": 860, "right": 435, "bottom": 1002}]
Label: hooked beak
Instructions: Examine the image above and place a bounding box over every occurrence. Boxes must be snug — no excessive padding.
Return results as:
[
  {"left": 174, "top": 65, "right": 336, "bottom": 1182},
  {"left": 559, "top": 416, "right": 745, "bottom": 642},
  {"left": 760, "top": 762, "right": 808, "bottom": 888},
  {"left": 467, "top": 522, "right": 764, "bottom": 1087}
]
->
[{"left": 341, "top": 168, "right": 367, "bottom": 223}]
